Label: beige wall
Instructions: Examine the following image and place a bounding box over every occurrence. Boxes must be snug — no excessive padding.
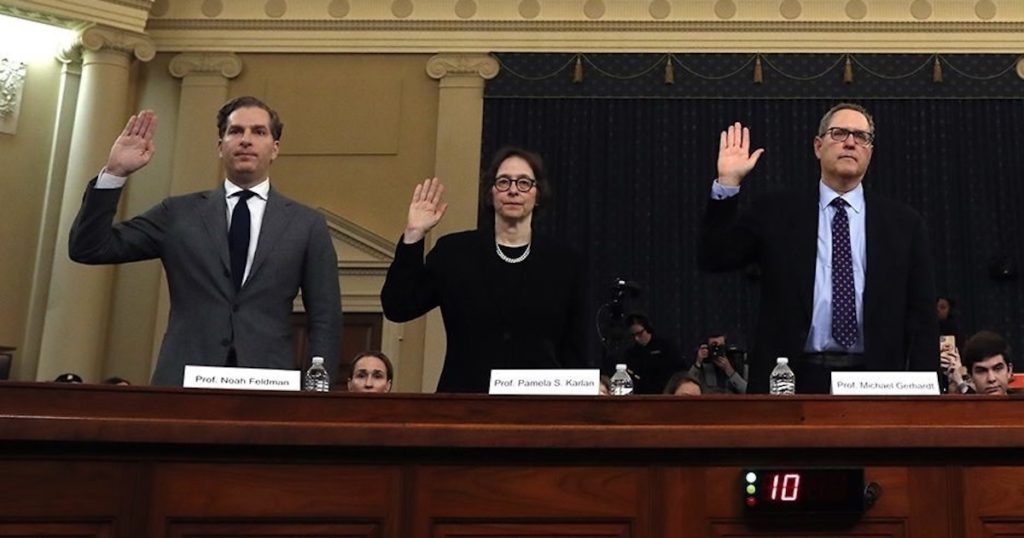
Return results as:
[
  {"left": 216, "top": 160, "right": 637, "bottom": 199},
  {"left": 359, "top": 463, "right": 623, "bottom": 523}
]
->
[
  {"left": 0, "top": 57, "right": 63, "bottom": 380},
  {"left": 230, "top": 54, "right": 439, "bottom": 241}
]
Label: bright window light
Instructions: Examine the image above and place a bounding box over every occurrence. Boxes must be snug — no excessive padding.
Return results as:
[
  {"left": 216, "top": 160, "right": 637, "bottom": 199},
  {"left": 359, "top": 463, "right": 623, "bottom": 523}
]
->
[{"left": 0, "top": 14, "right": 76, "bottom": 63}]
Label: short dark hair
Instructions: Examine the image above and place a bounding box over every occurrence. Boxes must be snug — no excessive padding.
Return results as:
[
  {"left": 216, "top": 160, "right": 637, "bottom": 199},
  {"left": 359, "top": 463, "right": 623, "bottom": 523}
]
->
[
  {"left": 479, "top": 146, "right": 552, "bottom": 216},
  {"left": 963, "top": 330, "right": 1012, "bottom": 370},
  {"left": 217, "top": 96, "right": 284, "bottom": 141},
  {"left": 627, "top": 313, "right": 652, "bottom": 333},
  {"left": 817, "top": 102, "right": 875, "bottom": 138},
  {"left": 54, "top": 372, "right": 83, "bottom": 383},
  {"left": 103, "top": 376, "right": 130, "bottom": 385},
  {"left": 349, "top": 351, "right": 394, "bottom": 381},
  {"left": 663, "top": 370, "right": 702, "bottom": 395}
]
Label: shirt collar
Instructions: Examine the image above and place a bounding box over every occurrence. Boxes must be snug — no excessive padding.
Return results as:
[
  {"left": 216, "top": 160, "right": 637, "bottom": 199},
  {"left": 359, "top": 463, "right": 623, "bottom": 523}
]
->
[
  {"left": 224, "top": 178, "right": 270, "bottom": 200},
  {"left": 818, "top": 180, "right": 865, "bottom": 215}
]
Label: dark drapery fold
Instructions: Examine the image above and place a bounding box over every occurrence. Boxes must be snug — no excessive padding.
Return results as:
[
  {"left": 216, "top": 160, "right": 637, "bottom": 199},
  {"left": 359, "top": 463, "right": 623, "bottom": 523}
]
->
[{"left": 482, "top": 96, "right": 1024, "bottom": 371}]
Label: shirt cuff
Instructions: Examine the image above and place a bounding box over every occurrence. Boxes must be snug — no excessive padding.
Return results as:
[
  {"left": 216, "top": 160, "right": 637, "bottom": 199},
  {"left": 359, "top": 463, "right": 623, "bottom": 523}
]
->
[
  {"left": 96, "top": 169, "right": 128, "bottom": 189},
  {"left": 711, "top": 179, "right": 740, "bottom": 200}
]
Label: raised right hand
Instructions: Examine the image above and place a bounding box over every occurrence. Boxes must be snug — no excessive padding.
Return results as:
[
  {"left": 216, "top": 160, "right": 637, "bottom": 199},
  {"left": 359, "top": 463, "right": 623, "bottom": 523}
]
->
[
  {"left": 402, "top": 177, "right": 448, "bottom": 244},
  {"left": 716, "top": 121, "right": 764, "bottom": 187},
  {"left": 105, "top": 110, "right": 157, "bottom": 177}
]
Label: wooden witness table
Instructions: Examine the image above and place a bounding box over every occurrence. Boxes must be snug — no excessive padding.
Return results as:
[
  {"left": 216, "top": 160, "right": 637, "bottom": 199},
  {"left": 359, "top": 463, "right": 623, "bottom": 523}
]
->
[{"left": 0, "top": 382, "right": 1022, "bottom": 537}]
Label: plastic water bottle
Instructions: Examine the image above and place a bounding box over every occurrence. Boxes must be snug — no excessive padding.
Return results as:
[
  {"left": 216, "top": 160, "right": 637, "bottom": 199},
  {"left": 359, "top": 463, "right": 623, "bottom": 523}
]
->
[
  {"left": 769, "top": 357, "right": 796, "bottom": 395},
  {"left": 303, "top": 356, "right": 330, "bottom": 392},
  {"left": 610, "top": 363, "right": 634, "bottom": 396}
]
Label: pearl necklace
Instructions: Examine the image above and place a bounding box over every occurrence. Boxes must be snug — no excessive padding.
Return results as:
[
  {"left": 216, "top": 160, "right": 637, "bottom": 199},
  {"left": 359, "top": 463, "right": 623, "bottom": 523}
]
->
[{"left": 495, "top": 241, "right": 531, "bottom": 264}]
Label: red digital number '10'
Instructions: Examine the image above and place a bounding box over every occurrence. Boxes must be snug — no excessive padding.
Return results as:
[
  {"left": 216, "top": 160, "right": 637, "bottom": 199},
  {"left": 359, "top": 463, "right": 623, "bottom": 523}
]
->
[{"left": 769, "top": 473, "right": 801, "bottom": 502}]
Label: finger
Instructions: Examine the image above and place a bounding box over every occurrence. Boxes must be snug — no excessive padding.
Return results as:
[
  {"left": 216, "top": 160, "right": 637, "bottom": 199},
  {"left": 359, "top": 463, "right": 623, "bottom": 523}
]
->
[
  {"left": 719, "top": 130, "right": 728, "bottom": 151},
  {"left": 121, "top": 114, "right": 138, "bottom": 138},
  {"left": 141, "top": 113, "right": 158, "bottom": 141},
  {"left": 411, "top": 182, "right": 423, "bottom": 203},
  {"left": 727, "top": 123, "right": 737, "bottom": 147},
  {"left": 132, "top": 110, "right": 153, "bottom": 137},
  {"left": 431, "top": 182, "right": 445, "bottom": 205},
  {"left": 436, "top": 202, "right": 448, "bottom": 219},
  {"left": 423, "top": 177, "right": 438, "bottom": 202},
  {"left": 749, "top": 148, "right": 765, "bottom": 165},
  {"left": 741, "top": 126, "right": 751, "bottom": 151}
]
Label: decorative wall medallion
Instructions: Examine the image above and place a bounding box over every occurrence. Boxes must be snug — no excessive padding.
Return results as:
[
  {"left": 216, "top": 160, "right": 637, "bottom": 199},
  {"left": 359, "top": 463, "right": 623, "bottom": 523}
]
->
[
  {"left": 150, "top": 0, "right": 169, "bottom": 17},
  {"left": 0, "top": 58, "right": 27, "bottom": 135},
  {"left": 649, "top": 0, "right": 671, "bottom": 20},
  {"left": 454, "top": 0, "right": 477, "bottom": 19},
  {"left": 975, "top": 0, "right": 997, "bottom": 20},
  {"left": 391, "top": 0, "right": 414, "bottom": 19},
  {"left": 780, "top": 0, "right": 802, "bottom": 20},
  {"left": 845, "top": 0, "right": 867, "bottom": 20},
  {"left": 265, "top": 0, "right": 287, "bottom": 18},
  {"left": 200, "top": 0, "right": 223, "bottom": 18},
  {"left": 713, "top": 0, "right": 737, "bottom": 20},
  {"left": 518, "top": 0, "right": 540, "bottom": 19},
  {"left": 910, "top": 0, "right": 932, "bottom": 20},
  {"left": 583, "top": 0, "right": 606, "bottom": 20}
]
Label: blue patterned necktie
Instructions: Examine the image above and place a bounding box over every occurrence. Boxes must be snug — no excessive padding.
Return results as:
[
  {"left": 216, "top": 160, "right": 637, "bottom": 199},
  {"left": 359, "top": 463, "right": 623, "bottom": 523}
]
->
[
  {"left": 229, "top": 190, "right": 256, "bottom": 291},
  {"left": 830, "top": 197, "right": 858, "bottom": 348}
]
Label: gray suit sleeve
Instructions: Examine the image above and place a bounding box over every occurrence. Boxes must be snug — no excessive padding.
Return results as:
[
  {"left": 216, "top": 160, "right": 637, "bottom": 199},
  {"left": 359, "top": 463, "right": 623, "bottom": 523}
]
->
[
  {"left": 300, "top": 213, "right": 342, "bottom": 379},
  {"left": 69, "top": 178, "right": 166, "bottom": 264}
]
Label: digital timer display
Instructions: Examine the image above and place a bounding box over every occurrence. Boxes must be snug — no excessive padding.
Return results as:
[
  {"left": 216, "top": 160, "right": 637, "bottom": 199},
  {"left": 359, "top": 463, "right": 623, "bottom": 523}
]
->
[{"left": 742, "top": 468, "right": 866, "bottom": 514}]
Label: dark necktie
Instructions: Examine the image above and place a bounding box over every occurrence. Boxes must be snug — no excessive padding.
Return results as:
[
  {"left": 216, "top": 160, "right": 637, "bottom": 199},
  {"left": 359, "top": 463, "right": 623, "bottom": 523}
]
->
[
  {"left": 228, "top": 190, "right": 256, "bottom": 291},
  {"left": 830, "top": 197, "right": 858, "bottom": 347}
]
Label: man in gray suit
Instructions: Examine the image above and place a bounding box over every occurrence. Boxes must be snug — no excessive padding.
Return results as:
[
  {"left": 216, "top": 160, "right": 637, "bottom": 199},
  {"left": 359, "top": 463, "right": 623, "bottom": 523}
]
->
[{"left": 69, "top": 96, "right": 341, "bottom": 386}]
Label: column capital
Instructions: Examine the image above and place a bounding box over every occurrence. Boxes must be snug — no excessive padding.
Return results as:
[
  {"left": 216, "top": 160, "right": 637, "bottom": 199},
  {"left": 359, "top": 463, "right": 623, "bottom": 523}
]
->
[
  {"left": 169, "top": 52, "right": 243, "bottom": 79},
  {"left": 426, "top": 53, "right": 499, "bottom": 81},
  {"left": 76, "top": 25, "right": 156, "bottom": 62}
]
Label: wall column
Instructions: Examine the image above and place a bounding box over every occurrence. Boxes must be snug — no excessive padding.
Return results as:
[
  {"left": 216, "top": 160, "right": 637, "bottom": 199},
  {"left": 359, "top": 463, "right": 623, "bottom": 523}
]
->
[
  {"left": 419, "top": 53, "right": 499, "bottom": 391},
  {"left": 36, "top": 26, "right": 155, "bottom": 382}
]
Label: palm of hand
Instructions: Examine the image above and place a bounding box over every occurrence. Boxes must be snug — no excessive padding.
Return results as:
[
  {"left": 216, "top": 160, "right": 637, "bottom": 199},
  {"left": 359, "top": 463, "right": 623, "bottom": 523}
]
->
[{"left": 408, "top": 200, "right": 442, "bottom": 231}]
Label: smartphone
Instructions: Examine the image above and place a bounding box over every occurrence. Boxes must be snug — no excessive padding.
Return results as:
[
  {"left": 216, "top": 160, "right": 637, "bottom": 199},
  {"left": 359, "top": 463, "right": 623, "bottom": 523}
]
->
[{"left": 940, "top": 335, "right": 956, "bottom": 351}]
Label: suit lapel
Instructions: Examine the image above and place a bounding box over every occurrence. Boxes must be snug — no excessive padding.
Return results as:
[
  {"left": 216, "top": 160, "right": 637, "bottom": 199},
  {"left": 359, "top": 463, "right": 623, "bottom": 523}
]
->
[
  {"left": 198, "top": 187, "right": 231, "bottom": 276},
  {"left": 793, "top": 189, "right": 819, "bottom": 322},
  {"left": 246, "top": 189, "right": 295, "bottom": 288}
]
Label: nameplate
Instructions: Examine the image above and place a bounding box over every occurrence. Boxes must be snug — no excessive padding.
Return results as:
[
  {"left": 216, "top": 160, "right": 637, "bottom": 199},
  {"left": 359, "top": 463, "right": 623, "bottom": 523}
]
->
[
  {"left": 183, "top": 365, "right": 301, "bottom": 391},
  {"left": 489, "top": 369, "right": 601, "bottom": 395},
  {"left": 831, "top": 371, "right": 940, "bottom": 395}
]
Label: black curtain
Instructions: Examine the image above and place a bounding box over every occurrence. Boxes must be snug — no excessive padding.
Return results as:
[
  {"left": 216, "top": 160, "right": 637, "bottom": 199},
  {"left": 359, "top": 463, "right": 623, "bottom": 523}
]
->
[{"left": 481, "top": 97, "right": 1024, "bottom": 369}]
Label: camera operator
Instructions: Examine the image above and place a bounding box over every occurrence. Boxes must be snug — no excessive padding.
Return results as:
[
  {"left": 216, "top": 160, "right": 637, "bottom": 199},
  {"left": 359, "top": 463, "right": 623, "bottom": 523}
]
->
[
  {"left": 689, "top": 332, "right": 748, "bottom": 394},
  {"left": 614, "top": 313, "right": 685, "bottom": 394}
]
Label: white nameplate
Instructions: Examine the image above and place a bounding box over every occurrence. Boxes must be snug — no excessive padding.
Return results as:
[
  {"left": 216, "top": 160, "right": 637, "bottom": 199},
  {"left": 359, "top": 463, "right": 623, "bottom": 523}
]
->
[
  {"left": 489, "top": 369, "right": 601, "bottom": 395},
  {"left": 183, "top": 365, "right": 301, "bottom": 391},
  {"left": 831, "top": 371, "right": 940, "bottom": 395}
]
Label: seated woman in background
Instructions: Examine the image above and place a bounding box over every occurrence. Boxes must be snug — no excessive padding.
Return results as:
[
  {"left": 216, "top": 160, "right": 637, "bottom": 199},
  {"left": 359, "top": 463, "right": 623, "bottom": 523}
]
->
[
  {"left": 381, "top": 147, "right": 587, "bottom": 393},
  {"left": 347, "top": 351, "right": 394, "bottom": 393}
]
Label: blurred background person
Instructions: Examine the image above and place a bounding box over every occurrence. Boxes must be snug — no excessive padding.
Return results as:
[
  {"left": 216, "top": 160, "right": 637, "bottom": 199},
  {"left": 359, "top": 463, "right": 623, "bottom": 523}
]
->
[
  {"left": 346, "top": 351, "right": 393, "bottom": 393},
  {"left": 382, "top": 147, "right": 587, "bottom": 393},
  {"left": 689, "top": 332, "right": 747, "bottom": 394},
  {"left": 618, "top": 313, "right": 684, "bottom": 394},
  {"left": 53, "top": 373, "right": 83, "bottom": 383},
  {"left": 664, "top": 370, "right": 702, "bottom": 396},
  {"left": 103, "top": 376, "right": 131, "bottom": 386},
  {"left": 937, "top": 295, "right": 961, "bottom": 345},
  {"left": 962, "top": 330, "right": 1015, "bottom": 396}
]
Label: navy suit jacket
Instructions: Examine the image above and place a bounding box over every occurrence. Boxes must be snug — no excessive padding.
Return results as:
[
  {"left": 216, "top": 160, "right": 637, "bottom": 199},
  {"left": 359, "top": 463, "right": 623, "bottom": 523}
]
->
[{"left": 699, "top": 186, "right": 938, "bottom": 393}]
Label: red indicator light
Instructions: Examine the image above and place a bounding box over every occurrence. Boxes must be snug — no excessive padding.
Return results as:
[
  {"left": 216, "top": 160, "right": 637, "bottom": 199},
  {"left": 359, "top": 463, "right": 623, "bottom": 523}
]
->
[{"left": 745, "top": 496, "right": 757, "bottom": 507}]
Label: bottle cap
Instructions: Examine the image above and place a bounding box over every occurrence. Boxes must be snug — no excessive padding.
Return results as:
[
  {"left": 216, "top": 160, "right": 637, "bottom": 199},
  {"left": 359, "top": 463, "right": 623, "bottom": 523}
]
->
[
  {"left": 776, "top": 357, "right": 788, "bottom": 365},
  {"left": 311, "top": 356, "right": 325, "bottom": 365},
  {"left": 615, "top": 363, "right": 627, "bottom": 370}
]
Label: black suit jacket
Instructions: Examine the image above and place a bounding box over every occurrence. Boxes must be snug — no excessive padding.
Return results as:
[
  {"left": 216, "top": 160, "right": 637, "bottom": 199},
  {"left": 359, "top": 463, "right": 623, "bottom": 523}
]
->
[
  {"left": 381, "top": 230, "right": 588, "bottom": 393},
  {"left": 69, "top": 179, "right": 342, "bottom": 385},
  {"left": 699, "top": 186, "right": 938, "bottom": 393}
]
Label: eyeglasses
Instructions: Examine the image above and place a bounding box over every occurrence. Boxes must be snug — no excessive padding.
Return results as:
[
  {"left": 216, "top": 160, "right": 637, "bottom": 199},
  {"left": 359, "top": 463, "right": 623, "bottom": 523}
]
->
[
  {"left": 821, "top": 127, "right": 874, "bottom": 146},
  {"left": 494, "top": 175, "right": 537, "bottom": 192}
]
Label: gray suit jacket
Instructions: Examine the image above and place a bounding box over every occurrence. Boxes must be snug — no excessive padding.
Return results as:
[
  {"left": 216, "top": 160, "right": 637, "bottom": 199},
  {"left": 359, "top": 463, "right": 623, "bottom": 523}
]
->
[{"left": 69, "top": 179, "right": 341, "bottom": 386}]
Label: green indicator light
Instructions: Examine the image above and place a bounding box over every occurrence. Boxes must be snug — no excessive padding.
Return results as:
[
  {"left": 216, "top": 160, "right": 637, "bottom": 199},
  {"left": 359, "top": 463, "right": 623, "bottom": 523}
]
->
[
  {"left": 746, "top": 484, "right": 756, "bottom": 495},
  {"left": 745, "top": 472, "right": 757, "bottom": 484}
]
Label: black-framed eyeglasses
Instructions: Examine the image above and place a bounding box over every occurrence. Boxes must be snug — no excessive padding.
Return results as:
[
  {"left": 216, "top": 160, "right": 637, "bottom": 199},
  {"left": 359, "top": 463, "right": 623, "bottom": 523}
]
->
[
  {"left": 821, "top": 127, "right": 874, "bottom": 146},
  {"left": 494, "top": 175, "right": 537, "bottom": 192}
]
